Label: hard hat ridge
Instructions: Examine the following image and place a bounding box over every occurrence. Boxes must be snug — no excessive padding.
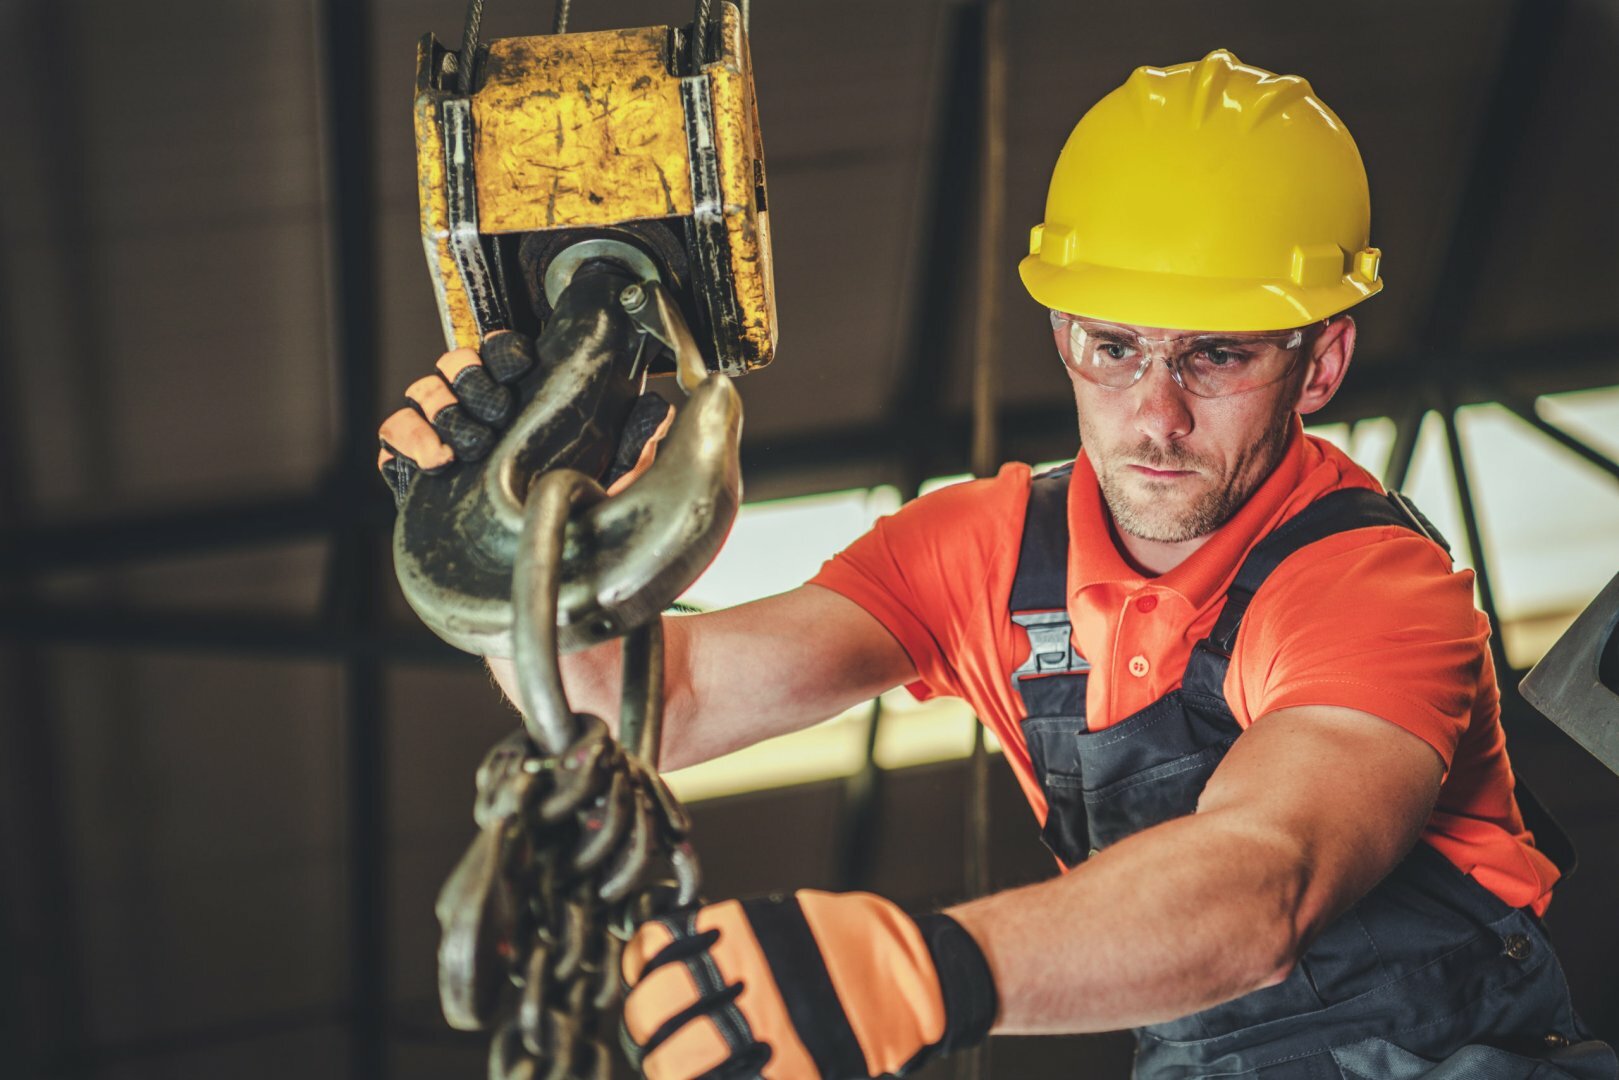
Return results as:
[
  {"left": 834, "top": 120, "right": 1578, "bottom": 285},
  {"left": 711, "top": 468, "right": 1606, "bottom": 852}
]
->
[{"left": 1022, "top": 49, "right": 1382, "bottom": 332}]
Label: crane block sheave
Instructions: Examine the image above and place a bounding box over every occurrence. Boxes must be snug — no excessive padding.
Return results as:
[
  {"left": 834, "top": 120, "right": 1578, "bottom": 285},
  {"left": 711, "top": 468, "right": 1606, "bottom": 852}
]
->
[{"left": 413, "top": 0, "right": 776, "bottom": 377}]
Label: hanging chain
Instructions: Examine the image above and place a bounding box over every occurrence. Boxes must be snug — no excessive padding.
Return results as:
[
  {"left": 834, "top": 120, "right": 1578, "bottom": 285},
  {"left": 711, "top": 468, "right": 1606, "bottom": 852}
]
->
[
  {"left": 432, "top": 1, "right": 760, "bottom": 1066},
  {"left": 436, "top": 468, "right": 702, "bottom": 1079}
]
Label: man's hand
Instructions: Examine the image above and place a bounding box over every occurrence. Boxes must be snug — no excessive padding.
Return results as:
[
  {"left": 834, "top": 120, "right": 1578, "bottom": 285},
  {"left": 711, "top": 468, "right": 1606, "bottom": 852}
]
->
[
  {"left": 376, "top": 331, "right": 672, "bottom": 504},
  {"left": 378, "top": 331, "right": 537, "bottom": 502},
  {"left": 620, "top": 891, "right": 997, "bottom": 1080}
]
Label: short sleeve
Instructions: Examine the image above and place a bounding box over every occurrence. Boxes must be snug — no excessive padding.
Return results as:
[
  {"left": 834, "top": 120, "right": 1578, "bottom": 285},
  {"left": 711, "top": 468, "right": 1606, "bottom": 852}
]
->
[
  {"left": 808, "top": 464, "right": 1030, "bottom": 701},
  {"left": 1227, "top": 527, "right": 1490, "bottom": 769}
]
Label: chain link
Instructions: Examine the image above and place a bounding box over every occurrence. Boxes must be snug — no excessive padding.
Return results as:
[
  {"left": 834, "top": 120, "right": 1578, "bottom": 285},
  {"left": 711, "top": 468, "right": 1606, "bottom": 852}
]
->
[{"left": 436, "top": 478, "right": 702, "bottom": 1078}]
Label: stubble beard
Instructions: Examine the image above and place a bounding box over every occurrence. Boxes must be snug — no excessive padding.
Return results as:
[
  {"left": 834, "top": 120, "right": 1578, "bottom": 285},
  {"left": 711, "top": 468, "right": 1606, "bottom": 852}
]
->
[{"left": 1091, "top": 396, "right": 1297, "bottom": 545}]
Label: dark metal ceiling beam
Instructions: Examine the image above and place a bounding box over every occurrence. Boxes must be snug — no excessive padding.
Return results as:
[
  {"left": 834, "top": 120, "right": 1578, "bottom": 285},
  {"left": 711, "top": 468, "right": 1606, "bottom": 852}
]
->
[
  {"left": 0, "top": 605, "right": 467, "bottom": 664},
  {"left": 1399, "top": 0, "right": 1572, "bottom": 698},
  {"left": 0, "top": 2, "right": 94, "bottom": 1076},
  {"left": 887, "top": 2, "right": 986, "bottom": 489},
  {"left": 1497, "top": 392, "right": 1619, "bottom": 483},
  {"left": 4, "top": 334, "right": 1611, "bottom": 579},
  {"left": 1416, "top": 0, "right": 1570, "bottom": 349},
  {"left": 0, "top": 492, "right": 362, "bottom": 577},
  {"left": 1382, "top": 398, "right": 1428, "bottom": 493},
  {"left": 315, "top": 0, "right": 389, "bottom": 1076}
]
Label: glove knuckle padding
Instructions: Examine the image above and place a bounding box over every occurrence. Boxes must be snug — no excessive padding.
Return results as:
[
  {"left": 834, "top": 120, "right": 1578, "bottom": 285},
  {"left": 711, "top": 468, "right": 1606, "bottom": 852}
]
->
[
  {"left": 480, "top": 329, "right": 538, "bottom": 384},
  {"left": 643, "top": 1017, "right": 735, "bottom": 1080},
  {"left": 624, "top": 920, "right": 678, "bottom": 985},
  {"left": 405, "top": 374, "right": 457, "bottom": 420},
  {"left": 624, "top": 963, "right": 703, "bottom": 1045},
  {"left": 430, "top": 404, "right": 495, "bottom": 462},
  {"left": 379, "top": 407, "right": 453, "bottom": 472},
  {"left": 701, "top": 903, "right": 820, "bottom": 1077},
  {"left": 625, "top": 904, "right": 818, "bottom": 1079},
  {"left": 438, "top": 353, "right": 514, "bottom": 426}
]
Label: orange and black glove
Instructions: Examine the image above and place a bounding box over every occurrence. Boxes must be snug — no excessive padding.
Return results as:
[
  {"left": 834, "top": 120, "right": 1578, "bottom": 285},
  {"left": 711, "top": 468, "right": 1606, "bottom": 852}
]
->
[
  {"left": 621, "top": 891, "right": 997, "bottom": 1080},
  {"left": 377, "top": 330, "right": 672, "bottom": 504}
]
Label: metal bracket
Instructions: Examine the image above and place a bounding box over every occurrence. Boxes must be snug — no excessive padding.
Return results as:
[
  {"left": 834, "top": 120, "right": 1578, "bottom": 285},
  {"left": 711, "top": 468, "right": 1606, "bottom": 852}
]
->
[
  {"left": 1521, "top": 569, "right": 1619, "bottom": 778},
  {"left": 1010, "top": 610, "right": 1090, "bottom": 689},
  {"left": 679, "top": 72, "right": 746, "bottom": 376},
  {"left": 1388, "top": 489, "right": 1453, "bottom": 557},
  {"left": 622, "top": 280, "right": 708, "bottom": 393},
  {"left": 442, "top": 97, "right": 507, "bottom": 338}
]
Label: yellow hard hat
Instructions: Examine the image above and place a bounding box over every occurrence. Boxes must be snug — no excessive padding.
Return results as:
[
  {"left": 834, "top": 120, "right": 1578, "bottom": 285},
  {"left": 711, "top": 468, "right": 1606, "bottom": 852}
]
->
[{"left": 1019, "top": 49, "right": 1382, "bottom": 332}]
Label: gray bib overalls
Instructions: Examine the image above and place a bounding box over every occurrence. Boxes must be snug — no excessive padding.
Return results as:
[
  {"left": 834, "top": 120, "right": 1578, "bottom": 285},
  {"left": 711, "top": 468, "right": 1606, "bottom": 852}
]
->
[{"left": 1008, "top": 465, "right": 1614, "bottom": 1079}]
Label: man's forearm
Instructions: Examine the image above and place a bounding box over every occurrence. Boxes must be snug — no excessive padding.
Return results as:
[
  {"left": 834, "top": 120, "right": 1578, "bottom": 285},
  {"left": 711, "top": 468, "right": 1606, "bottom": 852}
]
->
[
  {"left": 946, "top": 705, "right": 1442, "bottom": 1037},
  {"left": 946, "top": 809, "right": 1306, "bottom": 1036},
  {"left": 485, "top": 585, "right": 920, "bottom": 773},
  {"left": 486, "top": 618, "right": 693, "bottom": 764},
  {"left": 488, "top": 615, "right": 785, "bottom": 770}
]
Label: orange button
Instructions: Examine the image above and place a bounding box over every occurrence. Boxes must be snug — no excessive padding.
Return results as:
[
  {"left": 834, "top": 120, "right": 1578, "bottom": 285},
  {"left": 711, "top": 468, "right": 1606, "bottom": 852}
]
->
[
  {"left": 1128, "top": 655, "right": 1149, "bottom": 677},
  {"left": 1135, "top": 595, "right": 1158, "bottom": 613}
]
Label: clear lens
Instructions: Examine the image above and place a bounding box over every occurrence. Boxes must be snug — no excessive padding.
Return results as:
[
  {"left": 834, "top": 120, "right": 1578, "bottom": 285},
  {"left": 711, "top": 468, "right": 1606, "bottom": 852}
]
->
[{"left": 1052, "top": 313, "right": 1304, "bottom": 398}]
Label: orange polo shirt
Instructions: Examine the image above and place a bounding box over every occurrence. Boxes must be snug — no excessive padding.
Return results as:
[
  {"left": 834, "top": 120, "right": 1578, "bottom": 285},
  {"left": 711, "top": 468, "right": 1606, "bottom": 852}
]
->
[{"left": 810, "top": 420, "right": 1560, "bottom": 913}]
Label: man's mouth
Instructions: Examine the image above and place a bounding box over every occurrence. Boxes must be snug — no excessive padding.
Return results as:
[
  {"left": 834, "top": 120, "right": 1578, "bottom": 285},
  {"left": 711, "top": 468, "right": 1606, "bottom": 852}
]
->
[{"left": 1127, "top": 463, "right": 1197, "bottom": 479}]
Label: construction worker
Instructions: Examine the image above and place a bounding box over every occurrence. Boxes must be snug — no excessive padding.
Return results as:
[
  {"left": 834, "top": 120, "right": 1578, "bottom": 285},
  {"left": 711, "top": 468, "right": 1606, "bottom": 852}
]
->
[{"left": 383, "top": 51, "right": 1615, "bottom": 1080}]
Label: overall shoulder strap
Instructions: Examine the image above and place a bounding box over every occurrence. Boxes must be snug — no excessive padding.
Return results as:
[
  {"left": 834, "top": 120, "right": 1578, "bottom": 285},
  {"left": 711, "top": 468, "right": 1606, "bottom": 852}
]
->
[
  {"left": 1203, "top": 487, "right": 1451, "bottom": 657},
  {"left": 1179, "top": 487, "right": 1449, "bottom": 701},
  {"left": 1187, "top": 487, "right": 1577, "bottom": 876},
  {"left": 1009, "top": 462, "right": 1074, "bottom": 611},
  {"left": 1008, "top": 464, "right": 1089, "bottom": 719}
]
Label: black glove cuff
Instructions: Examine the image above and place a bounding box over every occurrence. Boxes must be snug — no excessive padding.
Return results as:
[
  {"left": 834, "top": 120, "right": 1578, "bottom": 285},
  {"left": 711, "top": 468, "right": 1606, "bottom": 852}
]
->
[{"left": 914, "top": 912, "right": 999, "bottom": 1054}]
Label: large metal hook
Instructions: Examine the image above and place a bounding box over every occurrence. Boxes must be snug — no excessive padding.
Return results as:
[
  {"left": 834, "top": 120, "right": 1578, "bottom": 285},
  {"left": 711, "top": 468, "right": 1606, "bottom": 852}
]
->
[{"left": 395, "top": 277, "right": 741, "bottom": 662}]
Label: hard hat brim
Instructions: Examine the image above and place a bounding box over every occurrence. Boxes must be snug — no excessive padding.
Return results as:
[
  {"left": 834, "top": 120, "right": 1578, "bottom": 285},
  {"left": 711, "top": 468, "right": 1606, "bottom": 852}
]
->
[{"left": 1019, "top": 255, "right": 1381, "bottom": 333}]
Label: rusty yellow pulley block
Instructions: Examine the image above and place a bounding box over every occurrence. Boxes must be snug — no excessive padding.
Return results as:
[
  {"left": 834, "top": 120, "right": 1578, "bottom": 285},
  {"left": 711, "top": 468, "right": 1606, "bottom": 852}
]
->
[{"left": 414, "top": 0, "right": 776, "bottom": 377}]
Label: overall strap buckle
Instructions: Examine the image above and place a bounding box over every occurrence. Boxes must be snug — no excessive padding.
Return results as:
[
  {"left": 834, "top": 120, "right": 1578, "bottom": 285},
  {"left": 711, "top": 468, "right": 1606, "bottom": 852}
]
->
[{"left": 1010, "top": 611, "right": 1091, "bottom": 687}]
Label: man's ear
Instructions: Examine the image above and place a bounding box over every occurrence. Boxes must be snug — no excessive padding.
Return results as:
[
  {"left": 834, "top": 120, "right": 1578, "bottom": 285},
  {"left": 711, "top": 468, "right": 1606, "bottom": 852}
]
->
[{"left": 1294, "top": 315, "right": 1356, "bottom": 417}]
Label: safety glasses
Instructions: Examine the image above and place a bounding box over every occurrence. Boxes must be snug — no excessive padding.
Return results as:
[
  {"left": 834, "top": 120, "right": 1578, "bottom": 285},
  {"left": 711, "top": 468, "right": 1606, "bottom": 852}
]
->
[{"left": 1050, "top": 311, "right": 1309, "bottom": 399}]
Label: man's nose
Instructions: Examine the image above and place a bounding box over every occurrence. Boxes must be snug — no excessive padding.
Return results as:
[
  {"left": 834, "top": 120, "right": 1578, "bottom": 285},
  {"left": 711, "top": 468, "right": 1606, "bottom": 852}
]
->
[{"left": 1132, "top": 359, "right": 1194, "bottom": 442}]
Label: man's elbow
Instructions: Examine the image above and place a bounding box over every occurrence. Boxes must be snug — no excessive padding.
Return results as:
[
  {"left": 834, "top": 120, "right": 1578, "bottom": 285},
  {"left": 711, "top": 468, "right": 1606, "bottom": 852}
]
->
[
  {"left": 1242, "top": 911, "right": 1307, "bottom": 992},
  {"left": 1246, "top": 847, "right": 1316, "bottom": 993},
  {"left": 1255, "top": 952, "right": 1300, "bottom": 990}
]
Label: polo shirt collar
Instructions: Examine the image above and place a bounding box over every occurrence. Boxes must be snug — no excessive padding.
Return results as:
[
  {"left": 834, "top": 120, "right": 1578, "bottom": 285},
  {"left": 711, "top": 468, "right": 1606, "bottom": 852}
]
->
[{"left": 1067, "top": 415, "right": 1310, "bottom": 612}]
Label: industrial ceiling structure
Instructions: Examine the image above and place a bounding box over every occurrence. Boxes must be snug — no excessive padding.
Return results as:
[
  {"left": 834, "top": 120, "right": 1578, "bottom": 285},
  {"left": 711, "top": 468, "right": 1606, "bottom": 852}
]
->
[{"left": 1, "top": 1, "right": 1616, "bottom": 1078}]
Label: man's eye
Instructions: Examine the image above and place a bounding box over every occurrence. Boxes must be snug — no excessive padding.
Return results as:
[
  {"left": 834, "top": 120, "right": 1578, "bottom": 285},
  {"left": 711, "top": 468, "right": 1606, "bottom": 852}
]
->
[
  {"left": 1096, "top": 342, "right": 1135, "bottom": 363},
  {"left": 1200, "top": 347, "right": 1251, "bottom": 368}
]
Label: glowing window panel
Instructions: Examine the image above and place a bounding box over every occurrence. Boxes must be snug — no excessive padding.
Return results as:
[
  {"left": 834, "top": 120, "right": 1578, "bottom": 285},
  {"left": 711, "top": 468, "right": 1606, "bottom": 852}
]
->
[{"left": 663, "top": 391, "right": 1618, "bottom": 800}]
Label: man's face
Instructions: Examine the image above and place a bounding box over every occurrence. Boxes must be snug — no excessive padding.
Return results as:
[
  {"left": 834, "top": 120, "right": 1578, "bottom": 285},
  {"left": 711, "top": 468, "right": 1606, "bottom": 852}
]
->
[{"left": 1059, "top": 320, "right": 1311, "bottom": 545}]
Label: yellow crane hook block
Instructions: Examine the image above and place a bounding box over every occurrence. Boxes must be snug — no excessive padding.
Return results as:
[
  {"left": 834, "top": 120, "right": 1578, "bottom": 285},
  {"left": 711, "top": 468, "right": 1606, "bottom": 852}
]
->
[{"left": 414, "top": 0, "right": 776, "bottom": 377}]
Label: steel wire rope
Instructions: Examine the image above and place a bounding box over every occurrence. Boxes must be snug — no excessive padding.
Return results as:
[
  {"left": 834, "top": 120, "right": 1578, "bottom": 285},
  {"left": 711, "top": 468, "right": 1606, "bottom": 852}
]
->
[
  {"left": 963, "top": 3, "right": 1007, "bottom": 1075},
  {"left": 458, "top": 0, "right": 485, "bottom": 93},
  {"left": 692, "top": 0, "right": 713, "bottom": 67},
  {"left": 965, "top": 0, "right": 1007, "bottom": 900}
]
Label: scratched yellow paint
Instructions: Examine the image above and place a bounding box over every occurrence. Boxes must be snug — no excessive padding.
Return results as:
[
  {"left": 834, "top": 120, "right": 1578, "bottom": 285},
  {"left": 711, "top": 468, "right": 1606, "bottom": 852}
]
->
[
  {"left": 413, "top": 4, "right": 777, "bottom": 373},
  {"left": 413, "top": 35, "right": 481, "bottom": 351},
  {"left": 472, "top": 26, "right": 695, "bottom": 233},
  {"left": 706, "top": 3, "right": 777, "bottom": 367}
]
